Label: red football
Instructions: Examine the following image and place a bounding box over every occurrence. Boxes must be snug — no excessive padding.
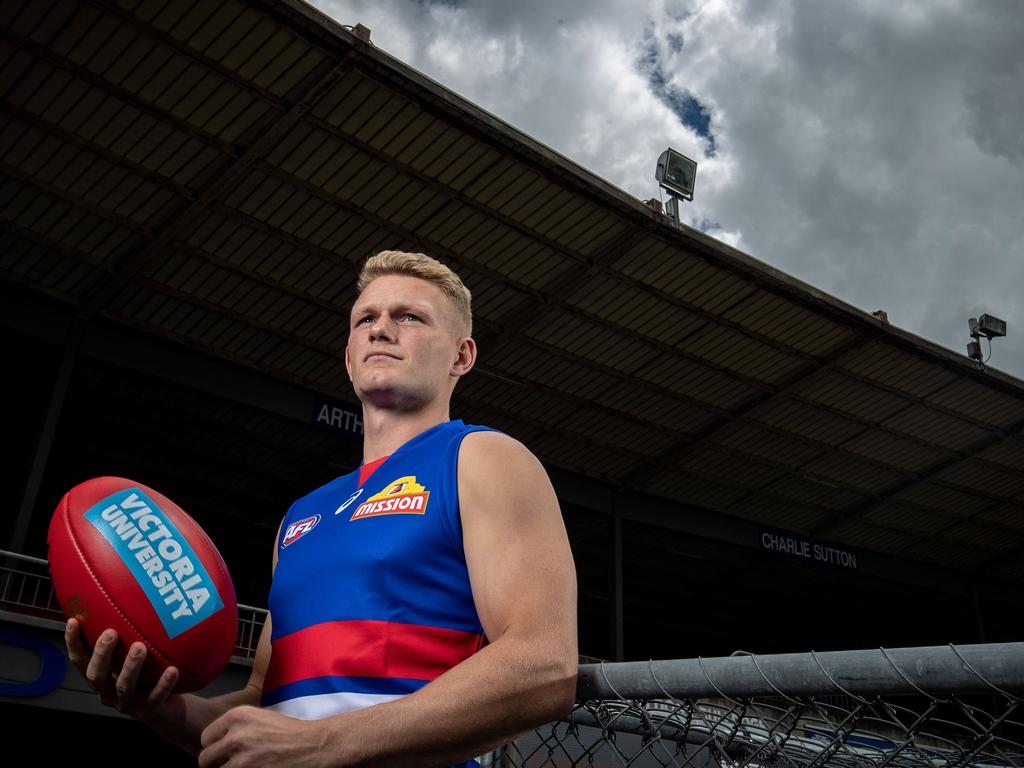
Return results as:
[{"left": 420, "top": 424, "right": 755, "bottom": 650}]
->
[{"left": 47, "top": 476, "right": 238, "bottom": 692}]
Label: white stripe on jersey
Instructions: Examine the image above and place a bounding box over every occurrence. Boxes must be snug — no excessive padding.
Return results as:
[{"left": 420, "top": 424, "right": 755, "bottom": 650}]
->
[{"left": 264, "top": 691, "right": 403, "bottom": 720}]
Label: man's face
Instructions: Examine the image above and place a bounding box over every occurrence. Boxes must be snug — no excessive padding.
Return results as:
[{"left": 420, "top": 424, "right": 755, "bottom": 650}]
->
[{"left": 345, "top": 274, "right": 467, "bottom": 410}]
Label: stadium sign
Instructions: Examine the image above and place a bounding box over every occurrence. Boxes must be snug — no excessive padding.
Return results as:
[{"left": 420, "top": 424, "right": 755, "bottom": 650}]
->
[
  {"left": 760, "top": 529, "right": 858, "bottom": 570},
  {"left": 313, "top": 398, "right": 363, "bottom": 435}
]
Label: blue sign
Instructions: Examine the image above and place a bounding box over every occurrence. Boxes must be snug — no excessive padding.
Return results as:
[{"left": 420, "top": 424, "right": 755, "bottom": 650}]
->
[
  {"left": 84, "top": 488, "right": 224, "bottom": 639},
  {"left": 0, "top": 631, "right": 67, "bottom": 697}
]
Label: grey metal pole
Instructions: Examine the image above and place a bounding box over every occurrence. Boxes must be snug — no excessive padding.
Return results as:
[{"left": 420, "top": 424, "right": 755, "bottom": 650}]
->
[
  {"left": 611, "top": 491, "right": 624, "bottom": 662},
  {"left": 970, "top": 577, "right": 988, "bottom": 643},
  {"left": 577, "top": 642, "right": 1024, "bottom": 700},
  {"left": 10, "top": 318, "right": 84, "bottom": 554}
]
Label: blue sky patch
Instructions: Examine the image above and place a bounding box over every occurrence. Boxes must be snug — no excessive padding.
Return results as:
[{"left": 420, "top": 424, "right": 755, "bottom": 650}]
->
[{"left": 639, "top": 32, "right": 716, "bottom": 156}]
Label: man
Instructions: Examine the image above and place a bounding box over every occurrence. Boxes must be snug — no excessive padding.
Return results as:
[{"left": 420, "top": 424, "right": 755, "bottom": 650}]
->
[{"left": 66, "top": 250, "right": 578, "bottom": 766}]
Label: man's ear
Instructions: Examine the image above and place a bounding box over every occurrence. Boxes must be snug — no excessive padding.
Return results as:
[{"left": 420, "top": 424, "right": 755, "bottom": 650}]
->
[
  {"left": 451, "top": 336, "right": 477, "bottom": 378},
  {"left": 345, "top": 345, "right": 353, "bottom": 382}
]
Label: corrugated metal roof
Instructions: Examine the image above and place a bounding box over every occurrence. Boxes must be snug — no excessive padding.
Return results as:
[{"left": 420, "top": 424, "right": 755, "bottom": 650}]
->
[{"left": 2, "top": 0, "right": 1023, "bottom": 579}]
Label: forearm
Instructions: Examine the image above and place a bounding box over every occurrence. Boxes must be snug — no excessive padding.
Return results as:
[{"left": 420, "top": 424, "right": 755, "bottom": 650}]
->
[
  {"left": 323, "top": 633, "right": 577, "bottom": 767},
  {"left": 145, "top": 683, "right": 262, "bottom": 756}
]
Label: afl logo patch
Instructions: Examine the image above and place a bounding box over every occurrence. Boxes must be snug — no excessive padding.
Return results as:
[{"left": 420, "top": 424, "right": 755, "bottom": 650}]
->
[{"left": 282, "top": 514, "right": 320, "bottom": 547}]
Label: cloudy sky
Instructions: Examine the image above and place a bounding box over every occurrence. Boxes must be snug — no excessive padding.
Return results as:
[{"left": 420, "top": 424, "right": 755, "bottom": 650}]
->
[{"left": 310, "top": 0, "right": 1024, "bottom": 379}]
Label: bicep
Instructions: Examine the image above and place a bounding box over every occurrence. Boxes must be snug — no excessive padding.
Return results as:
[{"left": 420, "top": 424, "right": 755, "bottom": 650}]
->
[
  {"left": 459, "top": 432, "right": 577, "bottom": 648},
  {"left": 248, "top": 517, "right": 283, "bottom": 693},
  {"left": 245, "top": 612, "right": 272, "bottom": 693}
]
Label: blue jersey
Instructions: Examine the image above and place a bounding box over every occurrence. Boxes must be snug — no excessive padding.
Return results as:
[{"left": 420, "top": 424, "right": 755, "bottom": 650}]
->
[{"left": 263, "top": 420, "right": 494, "bottom": 765}]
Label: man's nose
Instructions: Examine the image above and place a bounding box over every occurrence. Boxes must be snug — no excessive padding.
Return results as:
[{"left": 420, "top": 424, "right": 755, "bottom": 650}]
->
[{"left": 369, "top": 314, "right": 395, "bottom": 340}]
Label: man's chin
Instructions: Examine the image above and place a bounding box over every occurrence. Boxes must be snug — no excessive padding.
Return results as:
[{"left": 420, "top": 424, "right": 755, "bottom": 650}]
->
[{"left": 358, "top": 385, "right": 426, "bottom": 411}]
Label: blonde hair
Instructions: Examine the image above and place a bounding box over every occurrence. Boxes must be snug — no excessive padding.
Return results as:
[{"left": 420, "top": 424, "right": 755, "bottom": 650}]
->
[{"left": 356, "top": 250, "right": 473, "bottom": 336}]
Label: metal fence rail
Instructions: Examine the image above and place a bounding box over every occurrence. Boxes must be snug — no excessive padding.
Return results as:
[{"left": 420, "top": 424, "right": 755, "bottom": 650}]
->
[{"left": 504, "top": 644, "right": 1024, "bottom": 768}]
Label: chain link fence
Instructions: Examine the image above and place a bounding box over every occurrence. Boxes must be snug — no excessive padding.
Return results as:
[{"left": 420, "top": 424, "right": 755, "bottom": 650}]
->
[{"left": 495, "top": 644, "right": 1024, "bottom": 768}]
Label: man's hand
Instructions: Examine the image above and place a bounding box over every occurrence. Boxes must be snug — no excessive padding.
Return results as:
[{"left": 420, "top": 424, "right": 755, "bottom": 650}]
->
[
  {"left": 63, "top": 518, "right": 280, "bottom": 757},
  {"left": 199, "top": 706, "right": 324, "bottom": 768},
  {"left": 65, "top": 617, "right": 183, "bottom": 724}
]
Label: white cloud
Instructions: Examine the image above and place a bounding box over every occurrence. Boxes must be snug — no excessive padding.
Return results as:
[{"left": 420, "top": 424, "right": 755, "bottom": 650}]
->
[{"left": 310, "top": 0, "right": 1024, "bottom": 378}]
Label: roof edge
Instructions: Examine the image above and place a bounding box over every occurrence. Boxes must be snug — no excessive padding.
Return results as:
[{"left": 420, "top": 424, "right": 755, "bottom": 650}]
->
[{"left": 259, "top": 0, "right": 1024, "bottom": 400}]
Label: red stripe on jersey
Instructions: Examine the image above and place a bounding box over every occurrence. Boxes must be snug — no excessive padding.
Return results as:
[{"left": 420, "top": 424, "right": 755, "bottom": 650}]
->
[
  {"left": 358, "top": 455, "right": 389, "bottom": 487},
  {"left": 263, "top": 620, "right": 484, "bottom": 691}
]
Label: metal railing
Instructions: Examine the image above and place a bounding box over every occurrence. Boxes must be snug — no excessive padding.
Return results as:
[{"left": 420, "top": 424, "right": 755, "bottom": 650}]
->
[
  {"left": 235, "top": 603, "right": 268, "bottom": 660},
  {"left": 0, "top": 549, "right": 63, "bottom": 621},
  {"left": 0, "top": 548, "right": 267, "bottom": 660},
  {"left": 501, "top": 644, "right": 1024, "bottom": 767}
]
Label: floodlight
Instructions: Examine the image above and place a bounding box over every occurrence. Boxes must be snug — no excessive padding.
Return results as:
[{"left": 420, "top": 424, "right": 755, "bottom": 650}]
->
[
  {"left": 655, "top": 148, "right": 697, "bottom": 201},
  {"left": 967, "top": 340, "right": 983, "bottom": 362},
  {"left": 977, "top": 314, "right": 1006, "bottom": 338},
  {"left": 966, "top": 312, "right": 1007, "bottom": 365}
]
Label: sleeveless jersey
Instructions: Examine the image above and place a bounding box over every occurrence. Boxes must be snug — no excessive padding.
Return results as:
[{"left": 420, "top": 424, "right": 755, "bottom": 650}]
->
[{"left": 262, "top": 420, "right": 493, "bottom": 764}]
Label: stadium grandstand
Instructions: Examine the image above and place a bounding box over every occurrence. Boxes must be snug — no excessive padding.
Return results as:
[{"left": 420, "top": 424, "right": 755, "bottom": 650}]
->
[{"left": 2, "top": 0, "right": 1023, "bottom": 763}]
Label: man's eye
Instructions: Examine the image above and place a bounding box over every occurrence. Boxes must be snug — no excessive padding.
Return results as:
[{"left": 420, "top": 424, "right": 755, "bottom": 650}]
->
[
  {"left": 357, "top": 316, "right": 374, "bottom": 325},
  {"left": 402, "top": 314, "right": 420, "bottom": 322}
]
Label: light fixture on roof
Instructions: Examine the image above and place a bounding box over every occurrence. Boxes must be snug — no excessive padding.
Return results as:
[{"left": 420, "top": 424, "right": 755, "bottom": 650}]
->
[
  {"left": 967, "top": 313, "right": 1007, "bottom": 364},
  {"left": 342, "top": 23, "right": 372, "bottom": 43},
  {"left": 655, "top": 148, "right": 697, "bottom": 229}
]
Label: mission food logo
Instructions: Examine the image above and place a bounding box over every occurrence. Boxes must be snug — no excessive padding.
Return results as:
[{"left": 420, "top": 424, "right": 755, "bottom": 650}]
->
[
  {"left": 84, "top": 488, "right": 224, "bottom": 639},
  {"left": 350, "top": 476, "right": 430, "bottom": 521}
]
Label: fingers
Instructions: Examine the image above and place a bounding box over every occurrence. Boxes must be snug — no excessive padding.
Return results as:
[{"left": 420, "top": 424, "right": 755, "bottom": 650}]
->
[
  {"left": 197, "top": 741, "right": 224, "bottom": 768},
  {"left": 198, "top": 715, "right": 228, "bottom": 768},
  {"left": 85, "top": 628, "right": 119, "bottom": 704},
  {"left": 145, "top": 663, "right": 180, "bottom": 710},
  {"left": 65, "top": 621, "right": 179, "bottom": 721},
  {"left": 65, "top": 618, "right": 90, "bottom": 674},
  {"left": 66, "top": 619, "right": 117, "bottom": 702},
  {"left": 199, "top": 708, "right": 253, "bottom": 768},
  {"left": 198, "top": 743, "right": 229, "bottom": 768},
  {"left": 200, "top": 711, "right": 228, "bottom": 750},
  {"left": 114, "top": 641, "right": 146, "bottom": 708}
]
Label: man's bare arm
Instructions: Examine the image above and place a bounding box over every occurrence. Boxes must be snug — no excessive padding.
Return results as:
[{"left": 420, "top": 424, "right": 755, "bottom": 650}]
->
[{"left": 199, "top": 429, "right": 578, "bottom": 767}]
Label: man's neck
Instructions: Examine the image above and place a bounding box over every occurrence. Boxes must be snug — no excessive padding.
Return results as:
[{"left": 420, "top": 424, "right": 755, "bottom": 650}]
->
[{"left": 361, "top": 403, "right": 451, "bottom": 463}]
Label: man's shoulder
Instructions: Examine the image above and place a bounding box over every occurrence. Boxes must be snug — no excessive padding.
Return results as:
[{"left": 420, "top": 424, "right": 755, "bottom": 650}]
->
[
  {"left": 459, "top": 428, "right": 531, "bottom": 458},
  {"left": 449, "top": 420, "right": 502, "bottom": 437},
  {"left": 445, "top": 421, "right": 514, "bottom": 459},
  {"left": 456, "top": 429, "right": 562, "bottom": 547},
  {"left": 458, "top": 429, "right": 549, "bottom": 488}
]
